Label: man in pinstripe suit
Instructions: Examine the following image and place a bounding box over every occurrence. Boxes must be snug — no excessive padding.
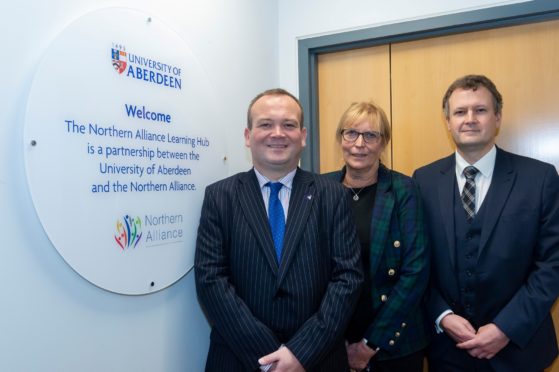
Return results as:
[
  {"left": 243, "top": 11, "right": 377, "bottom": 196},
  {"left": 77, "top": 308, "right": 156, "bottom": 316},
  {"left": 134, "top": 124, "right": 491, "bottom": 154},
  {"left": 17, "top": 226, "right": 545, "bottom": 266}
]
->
[{"left": 195, "top": 88, "right": 363, "bottom": 371}]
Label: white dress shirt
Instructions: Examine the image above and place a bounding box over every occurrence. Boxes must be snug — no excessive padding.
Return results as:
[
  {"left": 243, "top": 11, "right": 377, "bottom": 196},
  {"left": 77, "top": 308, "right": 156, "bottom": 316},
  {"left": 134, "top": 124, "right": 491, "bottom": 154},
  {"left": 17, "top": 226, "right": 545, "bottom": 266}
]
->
[
  {"left": 254, "top": 167, "right": 296, "bottom": 222},
  {"left": 454, "top": 146, "right": 496, "bottom": 213}
]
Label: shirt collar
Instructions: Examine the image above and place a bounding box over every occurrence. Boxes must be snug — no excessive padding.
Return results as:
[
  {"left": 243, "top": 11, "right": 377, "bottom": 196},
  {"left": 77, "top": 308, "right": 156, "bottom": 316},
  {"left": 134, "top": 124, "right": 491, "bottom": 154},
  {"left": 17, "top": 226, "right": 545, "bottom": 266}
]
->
[
  {"left": 455, "top": 145, "right": 496, "bottom": 179},
  {"left": 253, "top": 167, "right": 296, "bottom": 190}
]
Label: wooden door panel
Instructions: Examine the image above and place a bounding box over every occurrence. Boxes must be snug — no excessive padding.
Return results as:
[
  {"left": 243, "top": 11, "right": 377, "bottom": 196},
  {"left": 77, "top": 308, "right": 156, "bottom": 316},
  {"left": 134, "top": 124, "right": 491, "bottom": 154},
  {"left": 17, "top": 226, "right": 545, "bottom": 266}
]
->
[
  {"left": 317, "top": 46, "right": 391, "bottom": 173},
  {"left": 391, "top": 20, "right": 559, "bottom": 175}
]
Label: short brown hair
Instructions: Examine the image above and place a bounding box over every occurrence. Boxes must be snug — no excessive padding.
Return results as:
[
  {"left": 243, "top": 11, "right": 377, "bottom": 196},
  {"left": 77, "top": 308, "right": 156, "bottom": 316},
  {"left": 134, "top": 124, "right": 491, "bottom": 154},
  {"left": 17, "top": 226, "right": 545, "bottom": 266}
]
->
[
  {"left": 442, "top": 74, "right": 503, "bottom": 118},
  {"left": 336, "top": 101, "right": 391, "bottom": 147},
  {"left": 246, "top": 88, "right": 304, "bottom": 129}
]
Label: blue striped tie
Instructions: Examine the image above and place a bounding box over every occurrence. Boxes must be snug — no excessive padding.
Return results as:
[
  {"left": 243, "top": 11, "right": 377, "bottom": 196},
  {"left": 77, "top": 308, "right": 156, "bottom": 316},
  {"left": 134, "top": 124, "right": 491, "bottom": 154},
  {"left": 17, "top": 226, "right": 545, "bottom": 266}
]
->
[{"left": 267, "top": 182, "right": 285, "bottom": 262}]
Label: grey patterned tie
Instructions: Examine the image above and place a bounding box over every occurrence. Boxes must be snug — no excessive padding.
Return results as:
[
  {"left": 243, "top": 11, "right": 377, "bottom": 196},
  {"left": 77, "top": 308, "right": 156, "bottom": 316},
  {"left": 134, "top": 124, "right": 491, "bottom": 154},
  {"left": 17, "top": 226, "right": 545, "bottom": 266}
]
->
[{"left": 461, "top": 166, "right": 479, "bottom": 223}]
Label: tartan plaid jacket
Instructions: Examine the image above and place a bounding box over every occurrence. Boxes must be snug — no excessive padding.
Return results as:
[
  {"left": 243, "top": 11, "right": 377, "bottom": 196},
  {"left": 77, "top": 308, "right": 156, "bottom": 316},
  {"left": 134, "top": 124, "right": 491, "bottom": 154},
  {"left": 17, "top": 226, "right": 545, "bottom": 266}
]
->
[{"left": 324, "top": 164, "right": 430, "bottom": 360}]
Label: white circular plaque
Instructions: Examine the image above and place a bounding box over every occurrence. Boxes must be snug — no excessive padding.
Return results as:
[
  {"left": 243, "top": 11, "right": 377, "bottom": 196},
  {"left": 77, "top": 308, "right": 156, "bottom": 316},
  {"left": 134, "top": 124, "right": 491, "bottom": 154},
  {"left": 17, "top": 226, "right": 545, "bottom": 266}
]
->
[{"left": 24, "top": 8, "right": 227, "bottom": 295}]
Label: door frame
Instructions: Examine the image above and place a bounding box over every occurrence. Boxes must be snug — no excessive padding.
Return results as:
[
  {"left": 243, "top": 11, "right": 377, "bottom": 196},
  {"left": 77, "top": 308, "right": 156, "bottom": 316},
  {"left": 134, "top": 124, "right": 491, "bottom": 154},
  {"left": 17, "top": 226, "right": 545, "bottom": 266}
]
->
[{"left": 298, "top": 0, "right": 559, "bottom": 171}]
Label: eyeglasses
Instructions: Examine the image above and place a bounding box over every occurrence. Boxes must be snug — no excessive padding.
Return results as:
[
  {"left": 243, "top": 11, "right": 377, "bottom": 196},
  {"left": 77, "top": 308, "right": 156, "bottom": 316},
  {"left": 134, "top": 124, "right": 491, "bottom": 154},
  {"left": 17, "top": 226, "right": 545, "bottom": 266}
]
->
[{"left": 341, "top": 129, "right": 382, "bottom": 143}]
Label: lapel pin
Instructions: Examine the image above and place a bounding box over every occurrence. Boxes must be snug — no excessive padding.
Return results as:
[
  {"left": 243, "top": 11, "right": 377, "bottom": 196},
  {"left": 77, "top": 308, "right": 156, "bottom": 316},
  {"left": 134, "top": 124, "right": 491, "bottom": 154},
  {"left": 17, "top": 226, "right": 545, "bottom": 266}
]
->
[{"left": 305, "top": 194, "right": 313, "bottom": 200}]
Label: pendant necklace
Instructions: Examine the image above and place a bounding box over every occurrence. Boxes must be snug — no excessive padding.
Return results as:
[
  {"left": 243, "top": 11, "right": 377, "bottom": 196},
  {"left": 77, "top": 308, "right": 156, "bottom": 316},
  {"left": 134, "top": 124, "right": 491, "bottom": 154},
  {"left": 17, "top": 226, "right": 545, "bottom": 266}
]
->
[
  {"left": 345, "top": 171, "right": 377, "bottom": 201},
  {"left": 349, "top": 187, "right": 364, "bottom": 201}
]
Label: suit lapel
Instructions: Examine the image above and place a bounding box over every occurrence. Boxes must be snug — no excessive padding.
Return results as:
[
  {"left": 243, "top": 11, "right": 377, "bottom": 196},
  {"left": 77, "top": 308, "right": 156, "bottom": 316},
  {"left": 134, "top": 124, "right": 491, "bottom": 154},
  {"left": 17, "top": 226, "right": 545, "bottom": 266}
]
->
[
  {"left": 369, "top": 165, "right": 394, "bottom": 275},
  {"left": 237, "top": 169, "right": 278, "bottom": 274},
  {"left": 479, "top": 148, "right": 516, "bottom": 256},
  {"left": 437, "top": 156, "right": 458, "bottom": 267},
  {"left": 277, "top": 169, "right": 315, "bottom": 283}
]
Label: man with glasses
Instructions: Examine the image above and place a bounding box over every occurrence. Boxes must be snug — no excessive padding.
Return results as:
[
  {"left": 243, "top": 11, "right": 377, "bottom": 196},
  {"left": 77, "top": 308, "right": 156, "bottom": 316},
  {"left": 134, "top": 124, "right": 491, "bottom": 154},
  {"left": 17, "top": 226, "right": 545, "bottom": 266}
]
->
[{"left": 413, "top": 75, "right": 559, "bottom": 371}]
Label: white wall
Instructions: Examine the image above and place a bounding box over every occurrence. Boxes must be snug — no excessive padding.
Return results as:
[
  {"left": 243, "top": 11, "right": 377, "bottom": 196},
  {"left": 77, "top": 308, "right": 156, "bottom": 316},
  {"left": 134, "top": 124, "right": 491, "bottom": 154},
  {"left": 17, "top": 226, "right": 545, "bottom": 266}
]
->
[
  {"left": 0, "top": 0, "right": 276, "bottom": 371},
  {"left": 0, "top": 0, "right": 530, "bottom": 371},
  {"left": 277, "top": 0, "right": 530, "bottom": 95}
]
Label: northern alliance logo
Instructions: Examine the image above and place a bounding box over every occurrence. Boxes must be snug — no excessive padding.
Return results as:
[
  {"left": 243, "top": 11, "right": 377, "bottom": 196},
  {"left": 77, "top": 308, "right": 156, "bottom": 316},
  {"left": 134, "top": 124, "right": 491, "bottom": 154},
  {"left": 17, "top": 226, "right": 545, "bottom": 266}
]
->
[
  {"left": 110, "top": 42, "right": 182, "bottom": 89},
  {"left": 114, "top": 215, "right": 142, "bottom": 250},
  {"left": 111, "top": 44, "right": 127, "bottom": 74}
]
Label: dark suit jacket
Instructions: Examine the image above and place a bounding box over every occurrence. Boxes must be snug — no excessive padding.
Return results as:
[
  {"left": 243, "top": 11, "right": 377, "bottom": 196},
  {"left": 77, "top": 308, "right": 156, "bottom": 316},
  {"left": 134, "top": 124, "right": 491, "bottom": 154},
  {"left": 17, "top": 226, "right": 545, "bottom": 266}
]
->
[
  {"left": 195, "top": 168, "right": 363, "bottom": 371},
  {"left": 324, "top": 164, "right": 430, "bottom": 360},
  {"left": 413, "top": 147, "right": 559, "bottom": 371}
]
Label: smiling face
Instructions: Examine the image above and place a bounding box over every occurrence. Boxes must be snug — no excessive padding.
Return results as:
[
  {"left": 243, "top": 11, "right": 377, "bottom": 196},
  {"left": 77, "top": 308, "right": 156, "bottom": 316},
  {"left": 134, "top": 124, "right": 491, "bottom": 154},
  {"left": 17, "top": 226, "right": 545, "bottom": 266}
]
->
[
  {"left": 446, "top": 86, "right": 501, "bottom": 162},
  {"left": 244, "top": 94, "right": 307, "bottom": 179},
  {"left": 341, "top": 119, "right": 385, "bottom": 173}
]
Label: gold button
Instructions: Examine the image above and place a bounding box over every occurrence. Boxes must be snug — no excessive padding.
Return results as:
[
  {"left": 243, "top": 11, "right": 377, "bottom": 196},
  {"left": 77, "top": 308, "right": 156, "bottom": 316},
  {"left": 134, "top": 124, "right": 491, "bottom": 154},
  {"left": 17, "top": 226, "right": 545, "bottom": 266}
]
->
[
  {"left": 401, "top": 322, "right": 407, "bottom": 328},
  {"left": 388, "top": 268, "right": 396, "bottom": 276},
  {"left": 389, "top": 340, "right": 395, "bottom": 346},
  {"left": 395, "top": 332, "right": 401, "bottom": 337},
  {"left": 393, "top": 240, "right": 401, "bottom": 248},
  {"left": 380, "top": 294, "right": 388, "bottom": 302}
]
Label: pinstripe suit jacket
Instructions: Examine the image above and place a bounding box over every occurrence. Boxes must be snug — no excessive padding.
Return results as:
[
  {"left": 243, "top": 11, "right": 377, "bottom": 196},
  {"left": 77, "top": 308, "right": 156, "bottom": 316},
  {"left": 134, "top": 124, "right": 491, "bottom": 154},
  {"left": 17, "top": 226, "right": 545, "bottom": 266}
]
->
[
  {"left": 195, "top": 168, "right": 363, "bottom": 371},
  {"left": 324, "top": 164, "right": 430, "bottom": 360}
]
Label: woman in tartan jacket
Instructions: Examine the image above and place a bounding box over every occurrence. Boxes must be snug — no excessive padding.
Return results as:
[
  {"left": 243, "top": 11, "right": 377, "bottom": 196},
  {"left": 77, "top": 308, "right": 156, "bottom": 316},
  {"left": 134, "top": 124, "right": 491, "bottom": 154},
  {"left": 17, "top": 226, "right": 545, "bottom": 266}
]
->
[{"left": 323, "top": 101, "right": 430, "bottom": 372}]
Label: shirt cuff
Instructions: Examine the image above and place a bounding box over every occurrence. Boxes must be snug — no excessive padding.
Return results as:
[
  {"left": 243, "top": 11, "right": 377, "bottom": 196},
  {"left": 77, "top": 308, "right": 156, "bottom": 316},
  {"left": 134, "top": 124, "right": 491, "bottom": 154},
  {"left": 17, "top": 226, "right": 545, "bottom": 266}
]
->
[{"left": 435, "top": 309, "right": 454, "bottom": 334}]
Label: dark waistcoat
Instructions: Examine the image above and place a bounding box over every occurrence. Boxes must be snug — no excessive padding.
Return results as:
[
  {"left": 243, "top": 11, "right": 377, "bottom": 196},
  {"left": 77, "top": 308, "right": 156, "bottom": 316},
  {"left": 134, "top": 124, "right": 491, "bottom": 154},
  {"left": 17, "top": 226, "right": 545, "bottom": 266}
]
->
[{"left": 453, "top": 187, "right": 488, "bottom": 328}]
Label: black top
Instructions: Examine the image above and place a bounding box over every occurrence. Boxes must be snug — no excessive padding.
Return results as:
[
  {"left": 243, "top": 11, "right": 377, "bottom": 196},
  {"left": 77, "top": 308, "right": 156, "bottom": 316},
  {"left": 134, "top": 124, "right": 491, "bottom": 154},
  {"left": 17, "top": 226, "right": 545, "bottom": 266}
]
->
[{"left": 345, "top": 183, "right": 377, "bottom": 342}]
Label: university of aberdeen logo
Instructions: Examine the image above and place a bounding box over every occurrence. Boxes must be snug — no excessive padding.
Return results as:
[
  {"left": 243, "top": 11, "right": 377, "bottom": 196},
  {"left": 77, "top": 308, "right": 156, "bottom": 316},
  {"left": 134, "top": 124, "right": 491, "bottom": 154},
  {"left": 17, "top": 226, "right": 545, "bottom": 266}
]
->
[
  {"left": 109, "top": 41, "right": 182, "bottom": 89},
  {"left": 111, "top": 44, "right": 127, "bottom": 74},
  {"left": 114, "top": 215, "right": 142, "bottom": 250}
]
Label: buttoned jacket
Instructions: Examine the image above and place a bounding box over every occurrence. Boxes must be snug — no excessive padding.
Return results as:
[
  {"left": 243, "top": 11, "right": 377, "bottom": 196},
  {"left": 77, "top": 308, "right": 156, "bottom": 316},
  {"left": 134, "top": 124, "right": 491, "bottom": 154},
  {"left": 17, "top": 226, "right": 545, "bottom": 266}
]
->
[
  {"left": 413, "top": 148, "right": 559, "bottom": 371},
  {"left": 324, "top": 164, "right": 430, "bottom": 359}
]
